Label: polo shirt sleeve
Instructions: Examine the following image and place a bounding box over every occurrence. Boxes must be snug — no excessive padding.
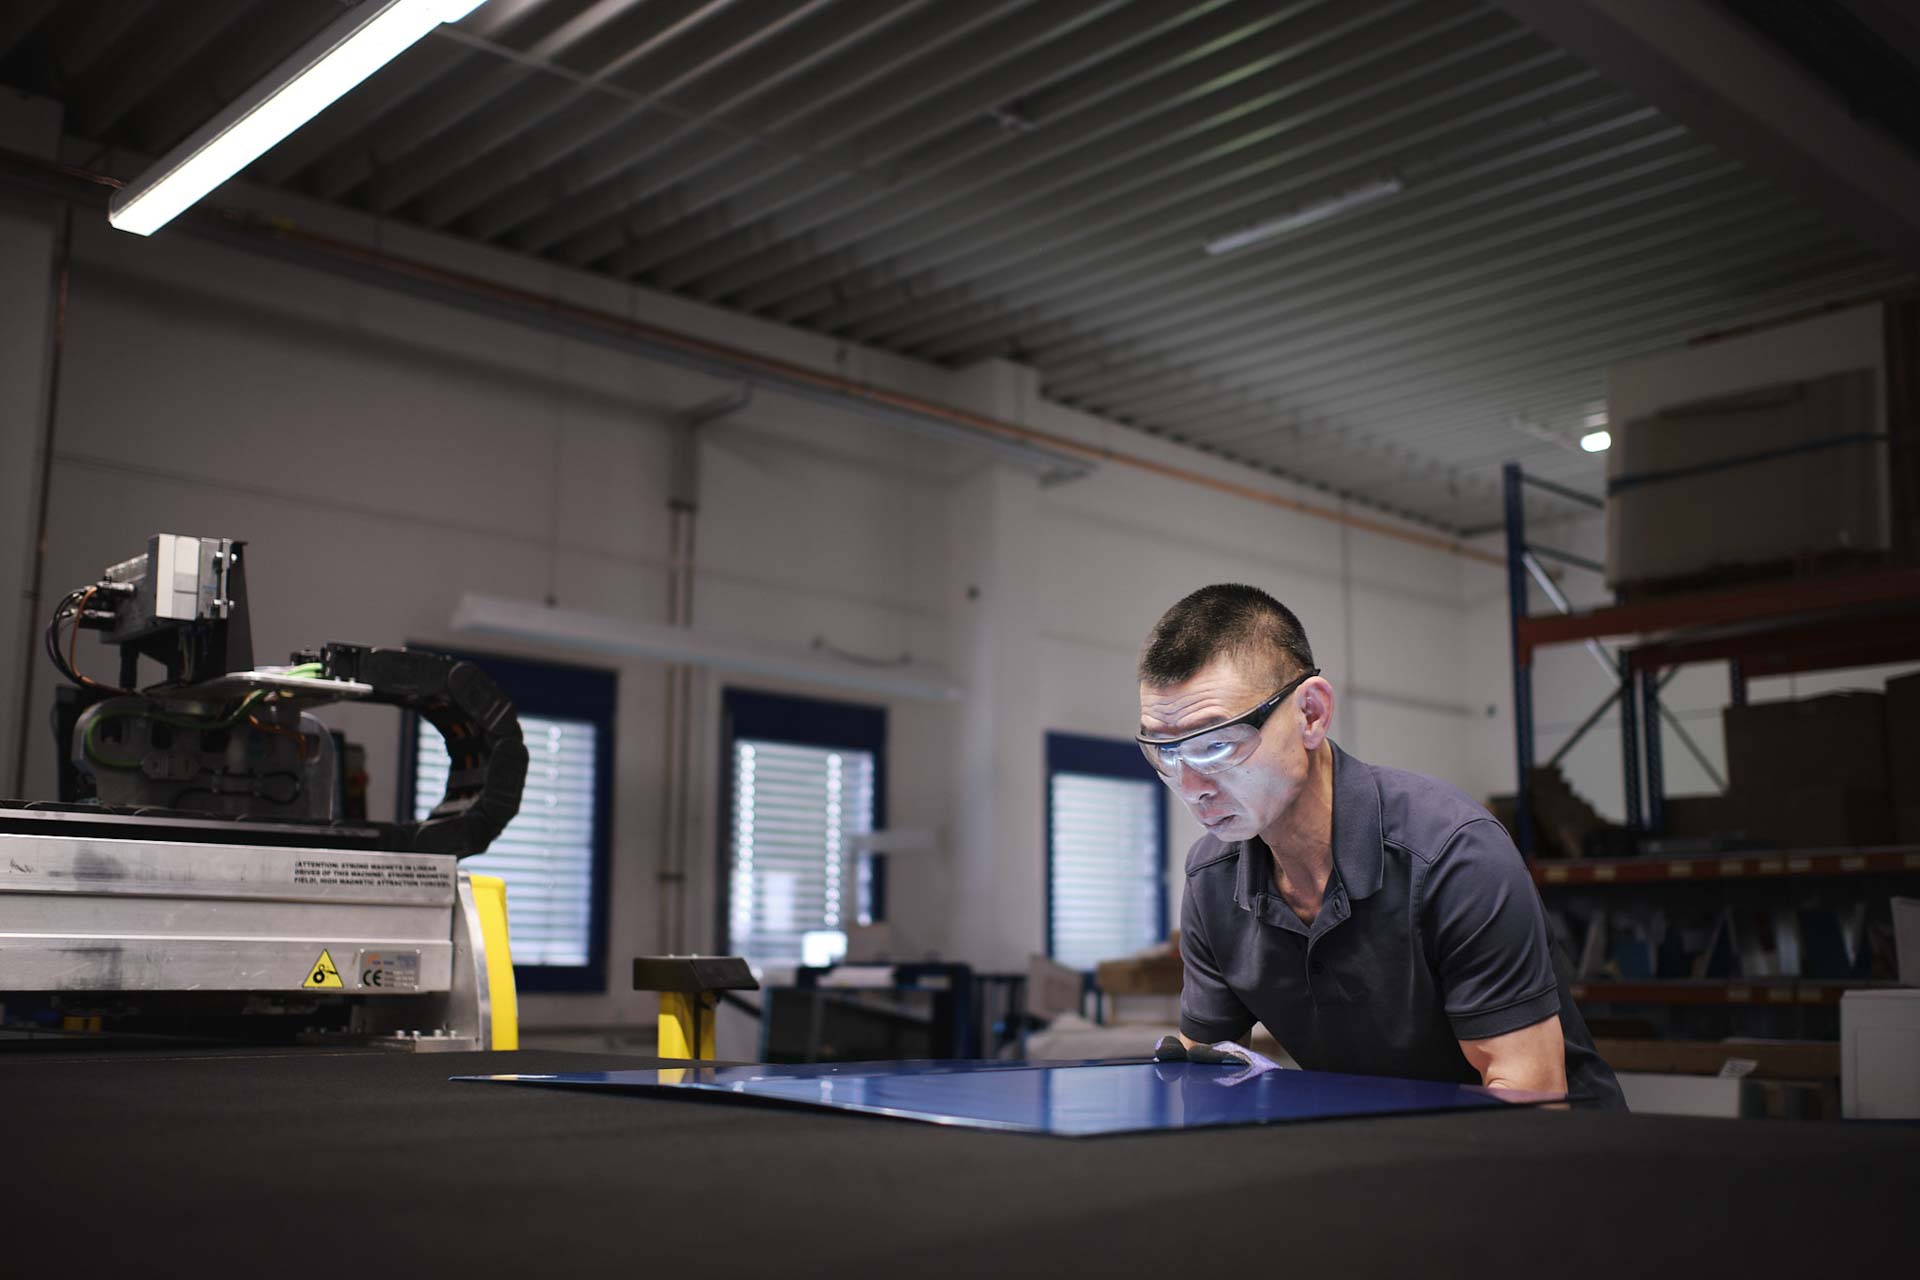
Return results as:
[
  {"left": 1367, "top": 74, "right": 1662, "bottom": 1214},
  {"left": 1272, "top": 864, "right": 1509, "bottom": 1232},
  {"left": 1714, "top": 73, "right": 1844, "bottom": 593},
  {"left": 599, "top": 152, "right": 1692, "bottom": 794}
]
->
[
  {"left": 1420, "top": 818, "right": 1561, "bottom": 1042},
  {"left": 1177, "top": 882, "right": 1255, "bottom": 1044}
]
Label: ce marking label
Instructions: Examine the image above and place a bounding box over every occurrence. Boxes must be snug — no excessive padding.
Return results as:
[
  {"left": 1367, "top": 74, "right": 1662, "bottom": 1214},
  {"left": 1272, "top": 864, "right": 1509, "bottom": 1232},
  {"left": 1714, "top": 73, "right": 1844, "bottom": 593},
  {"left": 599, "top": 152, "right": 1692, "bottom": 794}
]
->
[{"left": 354, "top": 949, "right": 422, "bottom": 992}]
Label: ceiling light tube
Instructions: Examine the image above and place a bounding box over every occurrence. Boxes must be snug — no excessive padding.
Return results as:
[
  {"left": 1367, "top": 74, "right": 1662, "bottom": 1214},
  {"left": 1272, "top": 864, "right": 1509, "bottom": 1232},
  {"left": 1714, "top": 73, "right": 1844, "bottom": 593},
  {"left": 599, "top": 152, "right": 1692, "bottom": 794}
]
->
[
  {"left": 1204, "top": 178, "right": 1405, "bottom": 257},
  {"left": 109, "top": 0, "right": 484, "bottom": 236}
]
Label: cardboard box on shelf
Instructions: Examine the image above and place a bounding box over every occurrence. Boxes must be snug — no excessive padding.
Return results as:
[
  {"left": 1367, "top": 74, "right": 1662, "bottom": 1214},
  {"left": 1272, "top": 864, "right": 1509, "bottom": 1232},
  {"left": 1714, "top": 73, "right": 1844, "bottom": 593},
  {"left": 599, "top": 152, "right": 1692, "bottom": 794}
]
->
[
  {"left": 1886, "top": 672, "right": 1920, "bottom": 840},
  {"left": 1723, "top": 692, "right": 1888, "bottom": 793},
  {"left": 1730, "top": 784, "right": 1894, "bottom": 849},
  {"left": 1095, "top": 952, "right": 1182, "bottom": 996},
  {"left": 1096, "top": 931, "right": 1183, "bottom": 997},
  {"left": 1593, "top": 1038, "right": 1839, "bottom": 1080},
  {"left": 1896, "top": 897, "right": 1920, "bottom": 987},
  {"left": 1605, "top": 366, "right": 1889, "bottom": 594},
  {"left": 1662, "top": 794, "right": 1742, "bottom": 839}
]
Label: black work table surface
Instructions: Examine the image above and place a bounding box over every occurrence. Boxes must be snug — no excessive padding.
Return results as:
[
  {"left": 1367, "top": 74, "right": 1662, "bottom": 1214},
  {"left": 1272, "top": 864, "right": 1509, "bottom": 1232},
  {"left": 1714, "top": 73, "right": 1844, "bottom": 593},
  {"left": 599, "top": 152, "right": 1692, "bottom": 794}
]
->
[{"left": 6, "top": 1048, "right": 1910, "bottom": 1276}]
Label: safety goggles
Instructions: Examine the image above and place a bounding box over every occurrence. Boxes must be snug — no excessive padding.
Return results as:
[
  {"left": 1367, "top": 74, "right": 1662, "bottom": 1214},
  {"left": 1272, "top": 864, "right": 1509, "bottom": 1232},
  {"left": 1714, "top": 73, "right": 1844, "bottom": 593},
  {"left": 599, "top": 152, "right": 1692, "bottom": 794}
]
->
[{"left": 1136, "top": 668, "right": 1319, "bottom": 777}]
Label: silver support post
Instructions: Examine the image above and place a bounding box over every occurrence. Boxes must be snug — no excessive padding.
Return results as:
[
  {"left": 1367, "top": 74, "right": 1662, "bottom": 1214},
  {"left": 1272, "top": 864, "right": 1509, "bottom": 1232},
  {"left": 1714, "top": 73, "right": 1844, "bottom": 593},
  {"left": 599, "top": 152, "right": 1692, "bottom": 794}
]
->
[{"left": 656, "top": 388, "right": 748, "bottom": 954}]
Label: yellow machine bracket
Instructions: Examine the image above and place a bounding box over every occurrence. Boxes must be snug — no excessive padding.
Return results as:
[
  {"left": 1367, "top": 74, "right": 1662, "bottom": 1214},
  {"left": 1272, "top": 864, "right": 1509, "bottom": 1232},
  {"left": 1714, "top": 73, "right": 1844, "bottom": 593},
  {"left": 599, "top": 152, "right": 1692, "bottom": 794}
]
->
[{"left": 633, "top": 956, "right": 759, "bottom": 1061}]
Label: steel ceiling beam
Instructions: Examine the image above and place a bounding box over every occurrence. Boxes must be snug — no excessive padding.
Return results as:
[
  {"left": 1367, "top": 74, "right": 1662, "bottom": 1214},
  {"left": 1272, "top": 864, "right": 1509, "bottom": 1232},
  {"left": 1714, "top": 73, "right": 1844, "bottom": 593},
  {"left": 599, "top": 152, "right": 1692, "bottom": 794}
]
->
[
  {"left": 1493, "top": 0, "right": 1920, "bottom": 272},
  {"left": 460, "top": 1, "right": 955, "bottom": 245},
  {"left": 714, "top": 0, "right": 1374, "bottom": 310},
  {"left": 1032, "top": 142, "right": 1739, "bottom": 386},
  {"left": 1146, "top": 258, "right": 1901, "bottom": 473},
  {"left": 1218, "top": 261, "right": 1908, "bottom": 477},
  {"left": 119, "top": 0, "right": 362, "bottom": 159},
  {"left": 692, "top": 0, "right": 1309, "bottom": 308},
  {"left": 806, "top": 34, "right": 1574, "bottom": 345},
  {"left": 366, "top": 0, "right": 711, "bottom": 215},
  {"left": 0, "top": 0, "right": 59, "bottom": 65},
  {"left": 1131, "top": 265, "right": 1902, "bottom": 489},
  {"left": 303, "top": 1, "right": 692, "bottom": 204},
  {"left": 921, "top": 85, "right": 1654, "bottom": 371},
  {"left": 416, "top": 0, "right": 898, "bottom": 231},
  {"left": 247, "top": 0, "right": 545, "bottom": 188},
  {"left": 645, "top": 0, "right": 1237, "bottom": 294},
  {"left": 1073, "top": 164, "right": 1777, "bottom": 412},
  {"left": 46, "top": 0, "right": 152, "bottom": 84},
  {"left": 715, "top": 0, "right": 1466, "bottom": 316},
  {"left": 506, "top": 1, "right": 1034, "bottom": 256},
  {"left": 588, "top": 0, "right": 1129, "bottom": 280},
  {"left": 246, "top": 37, "right": 470, "bottom": 187},
  {"left": 863, "top": 102, "right": 1674, "bottom": 354},
  {"left": 1120, "top": 233, "right": 1878, "bottom": 432},
  {"left": 71, "top": 3, "right": 251, "bottom": 140}
]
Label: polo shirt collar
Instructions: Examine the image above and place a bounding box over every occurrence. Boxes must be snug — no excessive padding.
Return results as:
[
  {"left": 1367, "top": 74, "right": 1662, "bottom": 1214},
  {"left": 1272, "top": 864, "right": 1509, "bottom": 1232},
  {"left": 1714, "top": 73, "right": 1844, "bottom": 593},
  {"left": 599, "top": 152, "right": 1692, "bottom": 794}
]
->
[
  {"left": 1330, "top": 742, "right": 1385, "bottom": 900},
  {"left": 1232, "top": 741, "right": 1385, "bottom": 911}
]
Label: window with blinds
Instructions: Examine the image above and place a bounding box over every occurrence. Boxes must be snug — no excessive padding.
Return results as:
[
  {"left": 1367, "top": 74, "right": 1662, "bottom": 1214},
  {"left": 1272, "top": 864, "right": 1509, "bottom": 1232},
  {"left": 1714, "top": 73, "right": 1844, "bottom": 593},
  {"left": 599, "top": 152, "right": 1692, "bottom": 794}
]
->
[
  {"left": 412, "top": 713, "right": 597, "bottom": 967},
  {"left": 1046, "top": 733, "right": 1168, "bottom": 971},
  {"left": 727, "top": 739, "right": 877, "bottom": 966}
]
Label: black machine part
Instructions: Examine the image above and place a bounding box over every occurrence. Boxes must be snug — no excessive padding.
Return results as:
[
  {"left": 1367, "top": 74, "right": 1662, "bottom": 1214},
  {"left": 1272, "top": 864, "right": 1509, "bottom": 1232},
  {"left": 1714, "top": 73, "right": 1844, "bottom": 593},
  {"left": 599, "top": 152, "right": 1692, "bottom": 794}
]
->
[
  {"left": 311, "top": 643, "right": 528, "bottom": 857},
  {"left": 100, "top": 534, "right": 254, "bottom": 688},
  {"left": 47, "top": 644, "right": 528, "bottom": 859},
  {"left": 37, "top": 535, "right": 528, "bottom": 858}
]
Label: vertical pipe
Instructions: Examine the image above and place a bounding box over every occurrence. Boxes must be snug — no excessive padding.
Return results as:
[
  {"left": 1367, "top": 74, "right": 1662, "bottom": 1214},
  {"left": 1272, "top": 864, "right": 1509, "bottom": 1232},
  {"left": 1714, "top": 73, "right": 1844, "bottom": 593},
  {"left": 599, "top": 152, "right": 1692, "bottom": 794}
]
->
[
  {"left": 1502, "top": 464, "right": 1535, "bottom": 857},
  {"left": 1619, "top": 651, "right": 1643, "bottom": 832},
  {"left": 9, "top": 204, "right": 72, "bottom": 799},
  {"left": 1728, "top": 658, "right": 1747, "bottom": 707},
  {"left": 657, "top": 400, "right": 709, "bottom": 957},
  {"left": 669, "top": 518, "right": 697, "bottom": 953},
  {"left": 657, "top": 506, "right": 693, "bottom": 954},
  {"left": 1641, "top": 661, "right": 1665, "bottom": 836}
]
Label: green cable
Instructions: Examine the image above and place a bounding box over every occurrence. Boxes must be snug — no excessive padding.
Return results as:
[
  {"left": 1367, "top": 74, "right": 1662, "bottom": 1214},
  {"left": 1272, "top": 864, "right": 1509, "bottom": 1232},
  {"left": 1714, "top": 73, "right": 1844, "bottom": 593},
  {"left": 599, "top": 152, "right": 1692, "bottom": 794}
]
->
[
  {"left": 79, "top": 665, "right": 323, "bottom": 773},
  {"left": 80, "top": 687, "right": 275, "bottom": 770},
  {"left": 82, "top": 716, "right": 144, "bottom": 770}
]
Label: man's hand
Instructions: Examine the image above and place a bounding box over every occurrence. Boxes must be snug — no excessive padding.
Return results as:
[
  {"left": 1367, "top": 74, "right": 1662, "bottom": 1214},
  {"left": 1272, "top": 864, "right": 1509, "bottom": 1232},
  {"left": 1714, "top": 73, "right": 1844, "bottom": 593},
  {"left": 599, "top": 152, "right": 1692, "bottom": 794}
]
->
[
  {"left": 1458, "top": 1015, "right": 1568, "bottom": 1095},
  {"left": 1153, "top": 1034, "right": 1244, "bottom": 1065}
]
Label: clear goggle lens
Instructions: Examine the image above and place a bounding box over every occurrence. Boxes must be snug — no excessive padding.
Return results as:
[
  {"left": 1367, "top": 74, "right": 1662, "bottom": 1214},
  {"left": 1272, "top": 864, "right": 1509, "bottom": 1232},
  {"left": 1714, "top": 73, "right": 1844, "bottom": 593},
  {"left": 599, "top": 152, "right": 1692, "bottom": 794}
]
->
[{"left": 1138, "top": 723, "right": 1260, "bottom": 777}]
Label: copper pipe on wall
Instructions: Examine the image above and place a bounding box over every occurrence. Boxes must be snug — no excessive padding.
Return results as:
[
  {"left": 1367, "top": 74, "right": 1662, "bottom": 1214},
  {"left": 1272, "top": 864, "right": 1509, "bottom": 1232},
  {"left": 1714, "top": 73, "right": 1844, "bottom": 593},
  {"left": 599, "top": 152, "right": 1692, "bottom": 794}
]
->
[{"left": 0, "top": 150, "right": 1506, "bottom": 569}]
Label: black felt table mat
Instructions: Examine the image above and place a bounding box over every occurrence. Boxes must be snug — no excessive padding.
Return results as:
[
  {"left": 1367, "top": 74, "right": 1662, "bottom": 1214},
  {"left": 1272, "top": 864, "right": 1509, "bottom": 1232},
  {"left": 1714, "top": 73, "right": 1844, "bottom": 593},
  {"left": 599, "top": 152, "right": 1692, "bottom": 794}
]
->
[{"left": 5, "top": 1047, "right": 1911, "bottom": 1277}]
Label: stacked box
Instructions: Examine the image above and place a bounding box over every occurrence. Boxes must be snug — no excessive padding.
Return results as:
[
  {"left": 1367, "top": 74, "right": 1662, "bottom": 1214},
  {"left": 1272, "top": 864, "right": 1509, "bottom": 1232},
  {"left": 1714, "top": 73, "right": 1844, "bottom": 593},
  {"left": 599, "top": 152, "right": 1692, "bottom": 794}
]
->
[
  {"left": 1723, "top": 692, "right": 1893, "bottom": 848},
  {"left": 1886, "top": 672, "right": 1920, "bottom": 843}
]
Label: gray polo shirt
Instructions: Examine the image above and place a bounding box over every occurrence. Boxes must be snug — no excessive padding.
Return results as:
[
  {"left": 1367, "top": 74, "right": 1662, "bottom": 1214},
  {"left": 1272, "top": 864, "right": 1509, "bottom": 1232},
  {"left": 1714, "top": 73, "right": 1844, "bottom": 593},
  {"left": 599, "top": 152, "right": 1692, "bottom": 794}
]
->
[{"left": 1180, "top": 743, "right": 1624, "bottom": 1109}]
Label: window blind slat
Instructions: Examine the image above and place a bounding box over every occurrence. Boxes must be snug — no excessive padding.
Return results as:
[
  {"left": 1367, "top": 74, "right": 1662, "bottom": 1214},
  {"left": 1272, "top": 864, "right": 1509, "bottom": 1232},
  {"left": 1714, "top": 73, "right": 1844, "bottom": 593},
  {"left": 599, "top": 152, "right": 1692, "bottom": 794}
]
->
[
  {"left": 727, "top": 738, "right": 875, "bottom": 965},
  {"left": 414, "top": 714, "right": 597, "bottom": 967},
  {"left": 1050, "top": 769, "right": 1162, "bottom": 970}
]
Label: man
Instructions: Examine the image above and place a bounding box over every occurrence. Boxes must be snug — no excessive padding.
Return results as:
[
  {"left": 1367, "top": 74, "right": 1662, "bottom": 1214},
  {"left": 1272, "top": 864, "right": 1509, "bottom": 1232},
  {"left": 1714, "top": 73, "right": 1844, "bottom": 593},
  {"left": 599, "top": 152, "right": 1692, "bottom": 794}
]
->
[{"left": 1137, "top": 583, "right": 1623, "bottom": 1108}]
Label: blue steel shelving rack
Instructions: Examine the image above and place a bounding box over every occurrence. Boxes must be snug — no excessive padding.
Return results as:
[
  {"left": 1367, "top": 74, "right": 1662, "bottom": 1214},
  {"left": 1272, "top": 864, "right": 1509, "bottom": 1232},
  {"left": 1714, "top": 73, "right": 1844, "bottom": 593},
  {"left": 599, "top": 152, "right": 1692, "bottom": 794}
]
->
[{"left": 1502, "top": 460, "right": 1920, "bottom": 859}]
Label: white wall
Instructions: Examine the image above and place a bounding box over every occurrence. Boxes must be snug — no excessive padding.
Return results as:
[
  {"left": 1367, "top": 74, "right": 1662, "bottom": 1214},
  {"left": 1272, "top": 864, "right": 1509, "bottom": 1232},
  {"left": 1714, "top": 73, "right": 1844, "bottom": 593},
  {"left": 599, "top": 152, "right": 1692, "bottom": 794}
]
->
[
  {"left": 1, "top": 136, "right": 1512, "bottom": 1020},
  {"left": 0, "top": 91, "right": 63, "bottom": 794}
]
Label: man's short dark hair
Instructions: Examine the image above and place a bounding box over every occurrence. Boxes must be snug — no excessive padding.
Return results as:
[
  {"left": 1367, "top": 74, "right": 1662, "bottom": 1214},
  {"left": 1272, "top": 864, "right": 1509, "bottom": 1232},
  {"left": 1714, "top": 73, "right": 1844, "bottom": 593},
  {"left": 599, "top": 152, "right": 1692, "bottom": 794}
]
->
[{"left": 1138, "top": 584, "right": 1315, "bottom": 689}]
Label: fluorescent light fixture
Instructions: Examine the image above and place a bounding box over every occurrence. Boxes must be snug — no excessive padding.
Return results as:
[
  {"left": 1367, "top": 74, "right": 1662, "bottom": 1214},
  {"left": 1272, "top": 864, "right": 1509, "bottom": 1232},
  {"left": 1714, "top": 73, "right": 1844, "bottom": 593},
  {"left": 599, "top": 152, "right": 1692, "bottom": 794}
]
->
[
  {"left": 109, "top": 0, "right": 484, "bottom": 236},
  {"left": 1204, "top": 178, "right": 1404, "bottom": 256},
  {"left": 1580, "top": 429, "right": 1613, "bottom": 453},
  {"left": 451, "top": 593, "right": 965, "bottom": 702}
]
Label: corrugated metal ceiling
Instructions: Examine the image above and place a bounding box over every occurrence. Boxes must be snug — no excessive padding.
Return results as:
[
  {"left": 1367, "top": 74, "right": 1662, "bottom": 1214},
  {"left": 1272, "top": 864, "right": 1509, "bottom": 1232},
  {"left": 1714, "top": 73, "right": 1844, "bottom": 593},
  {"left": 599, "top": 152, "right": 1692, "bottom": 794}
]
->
[{"left": 2, "top": 0, "right": 1910, "bottom": 533}]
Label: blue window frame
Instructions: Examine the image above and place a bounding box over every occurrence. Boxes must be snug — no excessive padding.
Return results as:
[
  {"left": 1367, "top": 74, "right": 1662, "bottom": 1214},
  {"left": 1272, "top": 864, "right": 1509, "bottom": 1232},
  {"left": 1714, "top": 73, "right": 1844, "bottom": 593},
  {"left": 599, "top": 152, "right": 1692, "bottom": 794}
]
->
[
  {"left": 1045, "top": 731, "right": 1169, "bottom": 970},
  {"left": 719, "top": 688, "right": 887, "bottom": 964},
  {"left": 398, "top": 647, "right": 616, "bottom": 994}
]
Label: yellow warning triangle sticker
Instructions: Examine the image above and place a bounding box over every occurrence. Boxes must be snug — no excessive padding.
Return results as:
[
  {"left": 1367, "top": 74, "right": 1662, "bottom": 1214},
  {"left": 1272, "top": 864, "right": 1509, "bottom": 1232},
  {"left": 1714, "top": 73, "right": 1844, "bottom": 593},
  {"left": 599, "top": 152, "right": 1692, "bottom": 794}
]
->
[{"left": 303, "top": 949, "right": 345, "bottom": 989}]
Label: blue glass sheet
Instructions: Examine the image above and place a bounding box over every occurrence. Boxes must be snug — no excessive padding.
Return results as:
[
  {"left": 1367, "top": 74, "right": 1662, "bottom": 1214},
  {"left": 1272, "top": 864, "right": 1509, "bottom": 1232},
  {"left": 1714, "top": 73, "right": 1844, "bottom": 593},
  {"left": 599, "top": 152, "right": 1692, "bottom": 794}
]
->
[{"left": 454, "top": 1058, "right": 1557, "bottom": 1136}]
